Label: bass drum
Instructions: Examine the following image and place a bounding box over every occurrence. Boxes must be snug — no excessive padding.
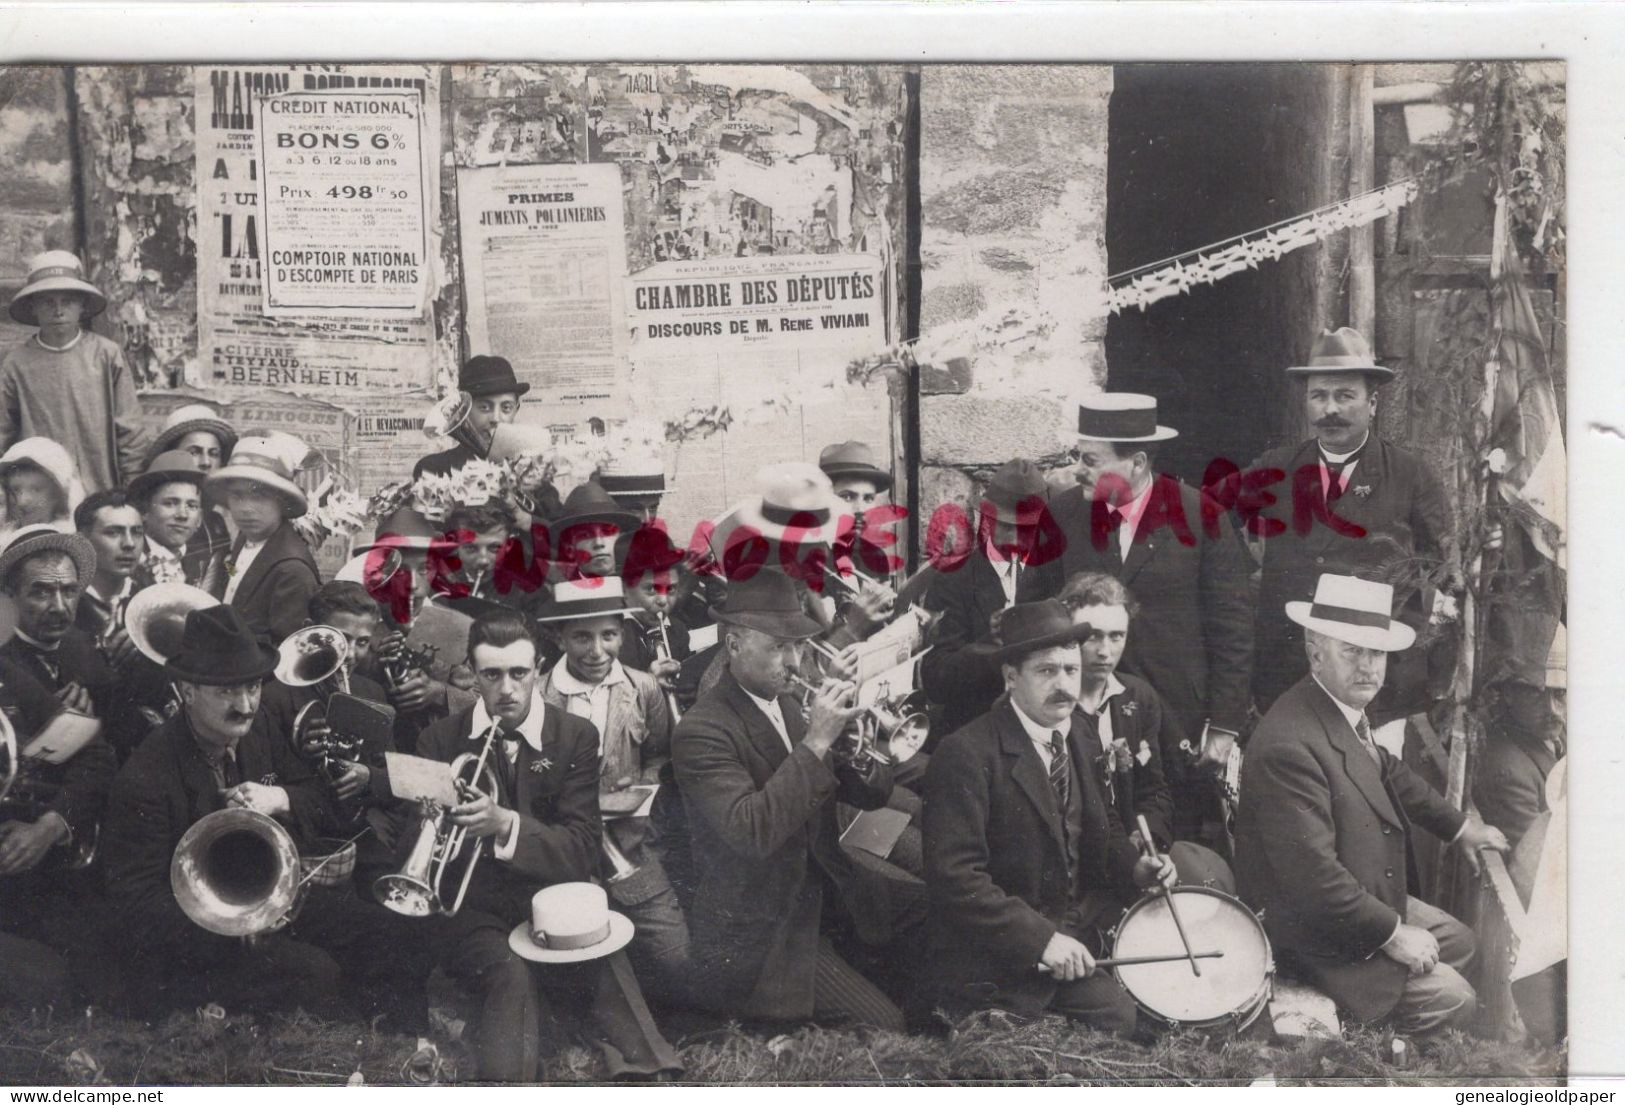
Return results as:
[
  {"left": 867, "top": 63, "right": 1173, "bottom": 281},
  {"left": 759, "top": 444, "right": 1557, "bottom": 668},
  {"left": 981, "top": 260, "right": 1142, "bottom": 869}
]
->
[{"left": 1111, "top": 885, "right": 1273, "bottom": 1031}]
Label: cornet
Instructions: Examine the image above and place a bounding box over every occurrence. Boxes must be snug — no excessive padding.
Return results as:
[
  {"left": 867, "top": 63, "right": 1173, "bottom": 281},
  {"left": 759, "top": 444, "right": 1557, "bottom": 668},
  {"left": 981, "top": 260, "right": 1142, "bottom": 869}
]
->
[
  {"left": 377, "top": 631, "right": 438, "bottom": 693},
  {"left": 375, "top": 719, "right": 503, "bottom": 918},
  {"left": 653, "top": 613, "right": 683, "bottom": 724},
  {"left": 785, "top": 673, "right": 929, "bottom": 774}
]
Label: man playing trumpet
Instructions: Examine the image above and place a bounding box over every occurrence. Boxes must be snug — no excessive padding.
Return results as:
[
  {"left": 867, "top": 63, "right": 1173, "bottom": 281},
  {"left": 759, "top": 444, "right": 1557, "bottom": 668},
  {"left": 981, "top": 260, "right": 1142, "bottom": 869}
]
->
[
  {"left": 102, "top": 605, "right": 429, "bottom": 1026},
  {"left": 401, "top": 609, "right": 681, "bottom": 1081}
]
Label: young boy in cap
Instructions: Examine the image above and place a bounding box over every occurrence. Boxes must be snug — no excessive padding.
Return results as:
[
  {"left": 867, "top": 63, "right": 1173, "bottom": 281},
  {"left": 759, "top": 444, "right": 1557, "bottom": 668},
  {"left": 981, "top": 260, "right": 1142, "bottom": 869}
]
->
[
  {"left": 129, "top": 450, "right": 216, "bottom": 591},
  {"left": 147, "top": 404, "right": 236, "bottom": 593},
  {"left": 207, "top": 433, "right": 320, "bottom": 642},
  {"left": 414, "top": 355, "right": 529, "bottom": 479},
  {"left": 0, "top": 251, "right": 150, "bottom": 491}
]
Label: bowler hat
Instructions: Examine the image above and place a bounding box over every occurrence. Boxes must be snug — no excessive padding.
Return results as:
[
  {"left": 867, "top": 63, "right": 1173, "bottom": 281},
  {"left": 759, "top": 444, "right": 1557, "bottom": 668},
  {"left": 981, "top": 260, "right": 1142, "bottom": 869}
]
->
[
  {"left": 165, "top": 604, "right": 279, "bottom": 686},
  {"left": 707, "top": 569, "right": 823, "bottom": 640},
  {"left": 8, "top": 251, "right": 107, "bottom": 326},
  {"left": 818, "top": 441, "right": 893, "bottom": 491},
  {"left": 1284, "top": 573, "right": 1415, "bottom": 652},
  {"left": 128, "top": 450, "right": 207, "bottom": 505},
  {"left": 978, "top": 599, "right": 1091, "bottom": 664},
  {"left": 360, "top": 506, "right": 462, "bottom": 553},
  {"left": 982, "top": 459, "right": 1050, "bottom": 525},
  {"left": 459, "top": 355, "right": 530, "bottom": 399},
  {"left": 1285, "top": 327, "right": 1396, "bottom": 383}
]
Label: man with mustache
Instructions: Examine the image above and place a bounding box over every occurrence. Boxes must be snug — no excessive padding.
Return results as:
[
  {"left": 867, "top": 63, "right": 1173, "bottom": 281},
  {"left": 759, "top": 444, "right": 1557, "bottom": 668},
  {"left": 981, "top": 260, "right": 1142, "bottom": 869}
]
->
[
  {"left": 1244, "top": 328, "right": 1461, "bottom": 720},
  {"left": 923, "top": 599, "right": 1177, "bottom": 1032},
  {"left": 0, "top": 525, "right": 138, "bottom": 757},
  {"left": 102, "top": 605, "right": 431, "bottom": 1026},
  {"left": 1237, "top": 574, "right": 1505, "bottom": 1035}
]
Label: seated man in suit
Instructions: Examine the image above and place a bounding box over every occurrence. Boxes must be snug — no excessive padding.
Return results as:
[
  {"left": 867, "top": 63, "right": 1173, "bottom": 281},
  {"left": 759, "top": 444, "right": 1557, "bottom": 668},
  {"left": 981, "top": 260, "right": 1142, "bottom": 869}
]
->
[
  {"left": 0, "top": 636, "right": 117, "bottom": 1011},
  {"left": 921, "top": 459, "right": 1054, "bottom": 742},
  {"left": 206, "top": 435, "right": 320, "bottom": 643},
  {"left": 1477, "top": 624, "right": 1565, "bottom": 849},
  {"left": 1236, "top": 573, "right": 1508, "bottom": 1035},
  {"left": 405, "top": 609, "right": 681, "bottom": 1081},
  {"left": 101, "top": 605, "right": 428, "bottom": 1027},
  {"left": 0, "top": 525, "right": 145, "bottom": 761},
  {"left": 667, "top": 568, "right": 926, "bottom": 1031},
  {"left": 923, "top": 600, "right": 1178, "bottom": 1033}
]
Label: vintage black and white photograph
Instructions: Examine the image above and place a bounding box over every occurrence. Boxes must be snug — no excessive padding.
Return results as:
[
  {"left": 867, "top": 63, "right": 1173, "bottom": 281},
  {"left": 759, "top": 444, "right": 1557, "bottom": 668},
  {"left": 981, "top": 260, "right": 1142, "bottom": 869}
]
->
[{"left": 0, "top": 17, "right": 1583, "bottom": 1088}]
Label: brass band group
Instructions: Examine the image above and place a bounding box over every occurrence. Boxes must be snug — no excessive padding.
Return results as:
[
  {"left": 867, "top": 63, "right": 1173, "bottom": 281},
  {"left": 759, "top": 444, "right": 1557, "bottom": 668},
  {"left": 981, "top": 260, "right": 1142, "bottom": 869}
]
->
[{"left": 0, "top": 250, "right": 1565, "bottom": 1078}]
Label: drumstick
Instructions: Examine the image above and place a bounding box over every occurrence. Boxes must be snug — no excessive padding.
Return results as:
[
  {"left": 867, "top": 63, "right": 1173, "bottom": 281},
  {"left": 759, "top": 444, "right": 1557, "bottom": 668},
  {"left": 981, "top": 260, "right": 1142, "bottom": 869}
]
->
[
  {"left": 1038, "top": 951, "right": 1224, "bottom": 973},
  {"left": 1136, "top": 814, "right": 1201, "bottom": 978}
]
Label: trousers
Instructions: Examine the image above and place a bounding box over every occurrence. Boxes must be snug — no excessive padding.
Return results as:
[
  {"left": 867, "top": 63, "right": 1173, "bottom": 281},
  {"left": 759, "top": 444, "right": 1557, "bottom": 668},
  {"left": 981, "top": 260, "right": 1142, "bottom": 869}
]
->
[{"left": 1389, "top": 895, "right": 1478, "bottom": 1035}]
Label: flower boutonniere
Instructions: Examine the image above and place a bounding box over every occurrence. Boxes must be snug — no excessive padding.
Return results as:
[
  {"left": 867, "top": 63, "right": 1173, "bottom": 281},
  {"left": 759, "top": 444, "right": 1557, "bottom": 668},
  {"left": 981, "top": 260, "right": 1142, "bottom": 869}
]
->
[
  {"left": 1120, "top": 700, "right": 1138, "bottom": 717},
  {"left": 1352, "top": 484, "right": 1372, "bottom": 500},
  {"left": 529, "top": 757, "right": 552, "bottom": 774},
  {"left": 1136, "top": 740, "right": 1153, "bottom": 767},
  {"left": 223, "top": 554, "right": 238, "bottom": 579}
]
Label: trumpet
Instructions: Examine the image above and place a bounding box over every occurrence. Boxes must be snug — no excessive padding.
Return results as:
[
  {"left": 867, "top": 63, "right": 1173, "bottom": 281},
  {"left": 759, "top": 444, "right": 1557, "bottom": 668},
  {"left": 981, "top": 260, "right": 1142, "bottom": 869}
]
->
[
  {"left": 785, "top": 673, "right": 929, "bottom": 773},
  {"left": 1, "top": 709, "right": 99, "bottom": 870},
  {"left": 374, "top": 719, "right": 503, "bottom": 918}
]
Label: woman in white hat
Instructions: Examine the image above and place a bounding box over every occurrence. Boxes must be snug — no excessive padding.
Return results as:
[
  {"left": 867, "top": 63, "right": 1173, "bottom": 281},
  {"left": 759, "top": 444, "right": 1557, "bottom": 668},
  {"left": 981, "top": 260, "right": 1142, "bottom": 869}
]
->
[{"left": 0, "top": 251, "right": 151, "bottom": 492}]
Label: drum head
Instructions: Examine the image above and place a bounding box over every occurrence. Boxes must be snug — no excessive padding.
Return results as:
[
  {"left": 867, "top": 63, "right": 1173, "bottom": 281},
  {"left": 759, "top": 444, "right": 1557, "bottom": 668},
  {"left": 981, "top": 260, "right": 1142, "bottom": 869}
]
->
[{"left": 1113, "top": 887, "right": 1271, "bottom": 1027}]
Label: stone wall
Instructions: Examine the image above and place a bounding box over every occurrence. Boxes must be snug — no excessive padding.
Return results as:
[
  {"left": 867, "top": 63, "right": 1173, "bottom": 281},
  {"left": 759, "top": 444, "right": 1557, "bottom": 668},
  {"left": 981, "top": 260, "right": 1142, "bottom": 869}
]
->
[
  {"left": 916, "top": 65, "right": 1114, "bottom": 542},
  {"left": 0, "top": 67, "right": 78, "bottom": 350}
]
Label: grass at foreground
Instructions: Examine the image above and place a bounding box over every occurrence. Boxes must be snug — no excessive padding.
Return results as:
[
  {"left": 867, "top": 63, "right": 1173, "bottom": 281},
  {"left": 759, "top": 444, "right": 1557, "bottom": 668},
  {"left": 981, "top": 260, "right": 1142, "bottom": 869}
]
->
[{"left": 1, "top": 1004, "right": 1564, "bottom": 1087}]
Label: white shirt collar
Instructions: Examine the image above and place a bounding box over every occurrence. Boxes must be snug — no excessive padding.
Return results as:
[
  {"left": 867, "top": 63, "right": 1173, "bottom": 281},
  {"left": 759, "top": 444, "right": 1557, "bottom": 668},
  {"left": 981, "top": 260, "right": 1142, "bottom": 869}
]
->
[
  {"left": 15, "top": 627, "right": 60, "bottom": 653},
  {"left": 550, "top": 658, "right": 628, "bottom": 697},
  {"left": 147, "top": 536, "right": 182, "bottom": 561},
  {"left": 87, "top": 576, "right": 134, "bottom": 606},
  {"left": 1079, "top": 672, "right": 1127, "bottom": 716},
  {"left": 1319, "top": 431, "right": 1370, "bottom": 465},
  {"left": 741, "top": 685, "right": 786, "bottom": 722},
  {"left": 1010, "top": 696, "right": 1072, "bottom": 743},
  {"left": 1311, "top": 674, "right": 1368, "bottom": 734},
  {"left": 471, "top": 689, "right": 548, "bottom": 750}
]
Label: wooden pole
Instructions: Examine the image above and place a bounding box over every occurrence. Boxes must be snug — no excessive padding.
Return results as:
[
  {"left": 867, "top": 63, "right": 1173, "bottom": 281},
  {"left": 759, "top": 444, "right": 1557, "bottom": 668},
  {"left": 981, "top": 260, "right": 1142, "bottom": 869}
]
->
[{"left": 1348, "top": 66, "right": 1377, "bottom": 338}]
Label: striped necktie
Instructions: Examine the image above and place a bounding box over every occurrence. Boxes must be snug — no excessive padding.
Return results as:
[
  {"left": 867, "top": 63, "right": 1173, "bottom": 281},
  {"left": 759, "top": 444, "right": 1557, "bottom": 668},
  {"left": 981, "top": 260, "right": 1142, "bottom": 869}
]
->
[
  {"left": 1355, "top": 715, "right": 1381, "bottom": 765},
  {"left": 1048, "top": 731, "right": 1071, "bottom": 814}
]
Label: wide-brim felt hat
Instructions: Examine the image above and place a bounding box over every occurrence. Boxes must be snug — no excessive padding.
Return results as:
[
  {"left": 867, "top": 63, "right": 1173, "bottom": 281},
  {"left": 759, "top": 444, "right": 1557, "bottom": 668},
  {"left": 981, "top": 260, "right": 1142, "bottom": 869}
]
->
[
  {"left": 149, "top": 403, "right": 238, "bottom": 463},
  {"left": 982, "top": 458, "right": 1050, "bottom": 524},
  {"left": 164, "top": 604, "right": 279, "bottom": 686},
  {"left": 1285, "top": 572, "right": 1415, "bottom": 652},
  {"left": 0, "top": 524, "right": 97, "bottom": 588},
  {"left": 818, "top": 440, "right": 893, "bottom": 491},
  {"left": 128, "top": 451, "right": 208, "bottom": 503},
  {"left": 1076, "top": 394, "right": 1179, "bottom": 443},
  {"left": 205, "top": 436, "right": 309, "bottom": 518},
  {"left": 553, "top": 481, "right": 640, "bottom": 534},
  {"left": 459, "top": 354, "right": 531, "bottom": 399},
  {"left": 8, "top": 251, "right": 107, "bottom": 325},
  {"left": 1286, "top": 326, "right": 1396, "bottom": 383},
  {"left": 507, "top": 912, "right": 633, "bottom": 964},
  {"left": 359, "top": 506, "right": 461, "bottom": 553},
  {"left": 974, "top": 599, "right": 1092, "bottom": 664},
  {"left": 707, "top": 568, "right": 824, "bottom": 640}
]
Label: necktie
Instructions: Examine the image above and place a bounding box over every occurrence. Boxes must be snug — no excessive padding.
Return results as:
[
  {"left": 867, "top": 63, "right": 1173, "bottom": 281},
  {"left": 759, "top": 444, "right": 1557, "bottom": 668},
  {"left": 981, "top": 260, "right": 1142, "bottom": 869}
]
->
[
  {"left": 1322, "top": 449, "right": 1362, "bottom": 502},
  {"left": 1112, "top": 506, "right": 1131, "bottom": 561},
  {"left": 27, "top": 643, "right": 60, "bottom": 686},
  {"left": 1354, "top": 715, "right": 1380, "bottom": 765},
  {"left": 496, "top": 735, "right": 520, "bottom": 801},
  {"left": 221, "top": 748, "right": 242, "bottom": 789},
  {"left": 1048, "top": 731, "right": 1071, "bottom": 815}
]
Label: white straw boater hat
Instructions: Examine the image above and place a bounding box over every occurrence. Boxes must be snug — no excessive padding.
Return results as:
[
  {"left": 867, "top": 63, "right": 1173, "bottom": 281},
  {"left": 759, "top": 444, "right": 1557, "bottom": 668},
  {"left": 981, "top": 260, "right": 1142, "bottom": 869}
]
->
[
  {"left": 709, "top": 462, "right": 846, "bottom": 562},
  {"left": 8, "top": 251, "right": 107, "bottom": 326},
  {"left": 148, "top": 403, "right": 238, "bottom": 464},
  {"left": 1285, "top": 573, "right": 1415, "bottom": 652},
  {"left": 1076, "top": 393, "right": 1179, "bottom": 443},
  {"left": 598, "top": 442, "right": 667, "bottom": 499},
  {"left": 204, "top": 433, "right": 311, "bottom": 518},
  {"left": 533, "top": 576, "right": 628, "bottom": 624},
  {"left": 508, "top": 882, "right": 633, "bottom": 964}
]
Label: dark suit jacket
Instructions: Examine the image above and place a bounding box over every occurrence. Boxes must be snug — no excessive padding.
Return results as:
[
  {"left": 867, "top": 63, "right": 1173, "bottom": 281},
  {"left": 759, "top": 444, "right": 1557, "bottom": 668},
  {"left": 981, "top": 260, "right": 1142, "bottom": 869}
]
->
[
  {"left": 1476, "top": 731, "right": 1557, "bottom": 848},
  {"left": 0, "top": 629, "right": 148, "bottom": 761},
  {"left": 1022, "top": 476, "right": 1254, "bottom": 739},
  {"left": 407, "top": 701, "right": 602, "bottom": 921},
  {"left": 1234, "top": 676, "right": 1465, "bottom": 1021},
  {"left": 1247, "top": 437, "right": 1455, "bottom": 711},
  {"left": 226, "top": 523, "right": 321, "bottom": 644},
  {"left": 671, "top": 669, "right": 896, "bottom": 1020},
  {"left": 923, "top": 699, "right": 1140, "bottom": 1015},
  {"left": 921, "top": 551, "right": 1017, "bottom": 739},
  {"left": 102, "top": 708, "right": 328, "bottom": 957},
  {"left": 1076, "top": 673, "right": 1181, "bottom": 848}
]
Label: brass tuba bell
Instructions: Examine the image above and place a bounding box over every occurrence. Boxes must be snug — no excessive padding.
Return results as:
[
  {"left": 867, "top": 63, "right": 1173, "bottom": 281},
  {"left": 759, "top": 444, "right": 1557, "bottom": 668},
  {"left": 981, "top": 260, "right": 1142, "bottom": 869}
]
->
[
  {"left": 127, "top": 582, "right": 219, "bottom": 667},
  {"left": 171, "top": 808, "right": 304, "bottom": 937}
]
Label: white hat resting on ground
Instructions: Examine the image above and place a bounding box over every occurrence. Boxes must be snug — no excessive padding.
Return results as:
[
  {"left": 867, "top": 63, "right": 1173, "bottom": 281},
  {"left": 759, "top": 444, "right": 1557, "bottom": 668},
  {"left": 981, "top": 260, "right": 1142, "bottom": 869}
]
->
[
  {"left": 508, "top": 882, "right": 634, "bottom": 963},
  {"left": 1285, "top": 573, "right": 1416, "bottom": 653}
]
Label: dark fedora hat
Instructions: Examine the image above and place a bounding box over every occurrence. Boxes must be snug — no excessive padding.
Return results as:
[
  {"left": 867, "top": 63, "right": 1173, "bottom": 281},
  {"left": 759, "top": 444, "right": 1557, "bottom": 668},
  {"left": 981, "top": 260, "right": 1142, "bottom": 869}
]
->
[
  {"left": 359, "top": 506, "right": 462, "bottom": 553},
  {"left": 459, "top": 355, "right": 531, "bottom": 399},
  {"left": 707, "top": 569, "right": 823, "bottom": 640},
  {"left": 818, "top": 440, "right": 893, "bottom": 491},
  {"left": 982, "top": 458, "right": 1050, "bottom": 525},
  {"left": 976, "top": 599, "right": 1091, "bottom": 664},
  {"left": 1285, "top": 327, "right": 1395, "bottom": 383},
  {"left": 554, "top": 481, "right": 640, "bottom": 534},
  {"left": 165, "top": 604, "right": 278, "bottom": 686}
]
